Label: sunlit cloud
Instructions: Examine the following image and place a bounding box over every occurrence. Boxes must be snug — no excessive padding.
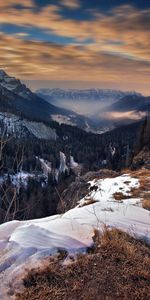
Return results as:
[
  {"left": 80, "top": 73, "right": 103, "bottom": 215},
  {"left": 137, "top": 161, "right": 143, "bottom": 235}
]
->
[
  {"left": 0, "top": 0, "right": 34, "bottom": 8},
  {"left": 0, "top": 33, "right": 149, "bottom": 83},
  {"left": 104, "top": 111, "right": 147, "bottom": 121},
  {"left": 61, "top": 0, "right": 81, "bottom": 9},
  {"left": 14, "top": 32, "right": 29, "bottom": 37},
  {"left": 0, "top": 4, "right": 149, "bottom": 62}
]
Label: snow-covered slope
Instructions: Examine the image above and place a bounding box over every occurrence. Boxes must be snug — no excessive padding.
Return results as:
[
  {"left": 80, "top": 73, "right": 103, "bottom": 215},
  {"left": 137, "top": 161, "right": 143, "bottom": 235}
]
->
[
  {"left": 0, "top": 112, "right": 57, "bottom": 140},
  {"left": 0, "top": 173, "right": 149, "bottom": 299}
]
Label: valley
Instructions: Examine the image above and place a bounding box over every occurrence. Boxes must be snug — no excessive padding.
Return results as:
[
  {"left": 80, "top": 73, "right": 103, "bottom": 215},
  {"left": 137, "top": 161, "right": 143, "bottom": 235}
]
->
[
  {"left": 0, "top": 0, "right": 150, "bottom": 299},
  {"left": 0, "top": 70, "right": 150, "bottom": 299}
]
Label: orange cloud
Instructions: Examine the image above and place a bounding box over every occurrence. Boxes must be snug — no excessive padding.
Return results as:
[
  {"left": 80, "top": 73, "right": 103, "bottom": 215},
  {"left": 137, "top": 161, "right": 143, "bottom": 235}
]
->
[
  {"left": 0, "top": 3, "right": 149, "bottom": 94},
  {"left": 0, "top": 4, "right": 149, "bottom": 64},
  {"left": 0, "top": 0, "right": 34, "bottom": 8},
  {"left": 104, "top": 111, "right": 147, "bottom": 121},
  {"left": 0, "top": 33, "right": 149, "bottom": 85},
  {"left": 1, "top": 5, "right": 150, "bottom": 69}
]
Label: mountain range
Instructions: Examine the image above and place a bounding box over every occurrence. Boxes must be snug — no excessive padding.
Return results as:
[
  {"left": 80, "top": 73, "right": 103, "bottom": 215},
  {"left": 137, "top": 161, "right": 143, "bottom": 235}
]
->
[{"left": 37, "top": 87, "right": 150, "bottom": 130}]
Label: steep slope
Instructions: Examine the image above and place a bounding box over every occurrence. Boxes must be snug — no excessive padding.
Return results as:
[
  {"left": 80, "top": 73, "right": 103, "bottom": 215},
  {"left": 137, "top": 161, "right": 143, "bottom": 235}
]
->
[
  {"left": 109, "top": 94, "right": 150, "bottom": 113},
  {"left": 131, "top": 116, "right": 150, "bottom": 169},
  {"left": 0, "top": 112, "right": 57, "bottom": 140},
  {"left": 0, "top": 77, "right": 63, "bottom": 122}
]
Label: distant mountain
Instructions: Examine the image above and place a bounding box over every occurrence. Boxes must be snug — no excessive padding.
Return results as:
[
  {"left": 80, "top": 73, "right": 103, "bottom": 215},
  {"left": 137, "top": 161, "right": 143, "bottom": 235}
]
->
[
  {"left": 36, "top": 88, "right": 139, "bottom": 103},
  {"left": 109, "top": 94, "right": 150, "bottom": 112}
]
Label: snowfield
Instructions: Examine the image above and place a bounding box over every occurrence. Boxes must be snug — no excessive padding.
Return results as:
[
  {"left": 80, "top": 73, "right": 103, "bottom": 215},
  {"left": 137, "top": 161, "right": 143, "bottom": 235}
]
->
[{"left": 0, "top": 174, "right": 150, "bottom": 299}]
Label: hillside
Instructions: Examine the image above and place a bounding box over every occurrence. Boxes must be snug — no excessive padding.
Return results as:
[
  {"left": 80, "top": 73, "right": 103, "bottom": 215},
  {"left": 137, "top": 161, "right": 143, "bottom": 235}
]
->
[
  {"left": 16, "top": 229, "right": 150, "bottom": 300},
  {"left": 0, "top": 168, "right": 150, "bottom": 299},
  {"left": 109, "top": 94, "right": 150, "bottom": 113},
  {"left": 0, "top": 72, "right": 144, "bottom": 226},
  {"left": 0, "top": 109, "right": 142, "bottom": 224}
]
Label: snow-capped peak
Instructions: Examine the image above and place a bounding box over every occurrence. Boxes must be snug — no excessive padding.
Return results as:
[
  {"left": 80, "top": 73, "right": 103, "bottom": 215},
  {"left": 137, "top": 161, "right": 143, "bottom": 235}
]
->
[
  {"left": 0, "top": 69, "right": 7, "bottom": 78},
  {"left": 0, "top": 69, "right": 32, "bottom": 99}
]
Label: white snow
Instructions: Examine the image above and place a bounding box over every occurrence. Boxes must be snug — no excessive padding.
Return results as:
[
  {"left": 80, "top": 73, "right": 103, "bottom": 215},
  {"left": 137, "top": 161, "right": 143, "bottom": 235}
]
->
[
  {"left": 51, "top": 114, "right": 76, "bottom": 126},
  {"left": 37, "top": 157, "right": 52, "bottom": 176},
  {"left": 59, "top": 151, "right": 69, "bottom": 173},
  {"left": 0, "top": 174, "right": 149, "bottom": 299},
  {"left": 70, "top": 156, "right": 79, "bottom": 168},
  {"left": 78, "top": 174, "right": 139, "bottom": 206},
  {"left": 0, "top": 172, "right": 34, "bottom": 190},
  {"left": 0, "top": 171, "right": 48, "bottom": 192}
]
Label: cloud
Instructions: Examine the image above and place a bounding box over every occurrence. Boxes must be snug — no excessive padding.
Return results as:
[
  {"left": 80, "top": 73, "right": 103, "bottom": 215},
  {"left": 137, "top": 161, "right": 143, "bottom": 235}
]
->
[
  {"left": 14, "top": 32, "right": 29, "bottom": 37},
  {"left": 0, "top": 4, "right": 149, "bottom": 63},
  {"left": 104, "top": 111, "right": 147, "bottom": 121},
  {"left": 0, "top": 32, "right": 149, "bottom": 84},
  {"left": 0, "top": 0, "right": 34, "bottom": 8},
  {"left": 61, "top": 0, "right": 81, "bottom": 9},
  {"left": 0, "top": 3, "right": 149, "bottom": 94}
]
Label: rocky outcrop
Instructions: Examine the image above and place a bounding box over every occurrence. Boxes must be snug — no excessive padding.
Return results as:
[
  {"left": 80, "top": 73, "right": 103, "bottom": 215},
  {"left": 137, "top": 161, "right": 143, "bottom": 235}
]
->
[
  {"left": 131, "top": 148, "right": 150, "bottom": 170},
  {"left": 58, "top": 169, "right": 119, "bottom": 213}
]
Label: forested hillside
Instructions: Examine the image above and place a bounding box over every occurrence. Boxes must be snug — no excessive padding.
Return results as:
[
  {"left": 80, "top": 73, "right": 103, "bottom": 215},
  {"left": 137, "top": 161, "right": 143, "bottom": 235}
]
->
[{"left": 0, "top": 113, "right": 141, "bottom": 223}]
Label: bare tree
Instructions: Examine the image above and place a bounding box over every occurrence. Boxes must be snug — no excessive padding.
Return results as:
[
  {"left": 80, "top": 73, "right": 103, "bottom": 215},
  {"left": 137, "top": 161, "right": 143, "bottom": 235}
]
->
[{"left": 0, "top": 122, "right": 26, "bottom": 223}]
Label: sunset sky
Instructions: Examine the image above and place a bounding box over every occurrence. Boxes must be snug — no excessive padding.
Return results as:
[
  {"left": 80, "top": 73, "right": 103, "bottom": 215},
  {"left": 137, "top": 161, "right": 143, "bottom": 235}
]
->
[{"left": 0, "top": 0, "right": 150, "bottom": 94}]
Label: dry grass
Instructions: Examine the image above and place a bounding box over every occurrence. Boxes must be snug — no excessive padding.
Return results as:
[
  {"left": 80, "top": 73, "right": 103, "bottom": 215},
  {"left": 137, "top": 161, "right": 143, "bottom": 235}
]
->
[
  {"left": 78, "top": 198, "right": 98, "bottom": 207},
  {"left": 112, "top": 169, "right": 150, "bottom": 205},
  {"left": 113, "top": 192, "right": 129, "bottom": 201},
  {"left": 129, "top": 169, "right": 150, "bottom": 210},
  {"left": 16, "top": 228, "right": 150, "bottom": 300},
  {"left": 119, "top": 169, "right": 150, "bottom": 210},
  {"left": 142, "top": 199, "right": 150, "bottom": 211}
]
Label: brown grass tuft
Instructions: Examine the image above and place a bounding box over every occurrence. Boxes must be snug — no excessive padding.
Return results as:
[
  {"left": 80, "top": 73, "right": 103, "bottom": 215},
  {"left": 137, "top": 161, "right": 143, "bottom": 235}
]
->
[
  {"left": 79, "top": 198, "right": 98, "bottom": 207},
  {"left": 113, "top": 192, "right": 129, "bottom": 201},
  {"left": 142, "top": 199, "right": 150, "bottom": 211},
  {"left": 16, "top": 228, "right": 150, "bottom": 300},
  {"left": 126, "top": 169, "right": 150, "bottom": 211}
]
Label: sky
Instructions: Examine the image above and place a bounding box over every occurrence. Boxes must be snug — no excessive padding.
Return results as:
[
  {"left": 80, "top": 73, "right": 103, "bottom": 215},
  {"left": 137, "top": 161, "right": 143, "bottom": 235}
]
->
[{"left": 0, "top": 0, "right": 150, "bottom": 94}]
